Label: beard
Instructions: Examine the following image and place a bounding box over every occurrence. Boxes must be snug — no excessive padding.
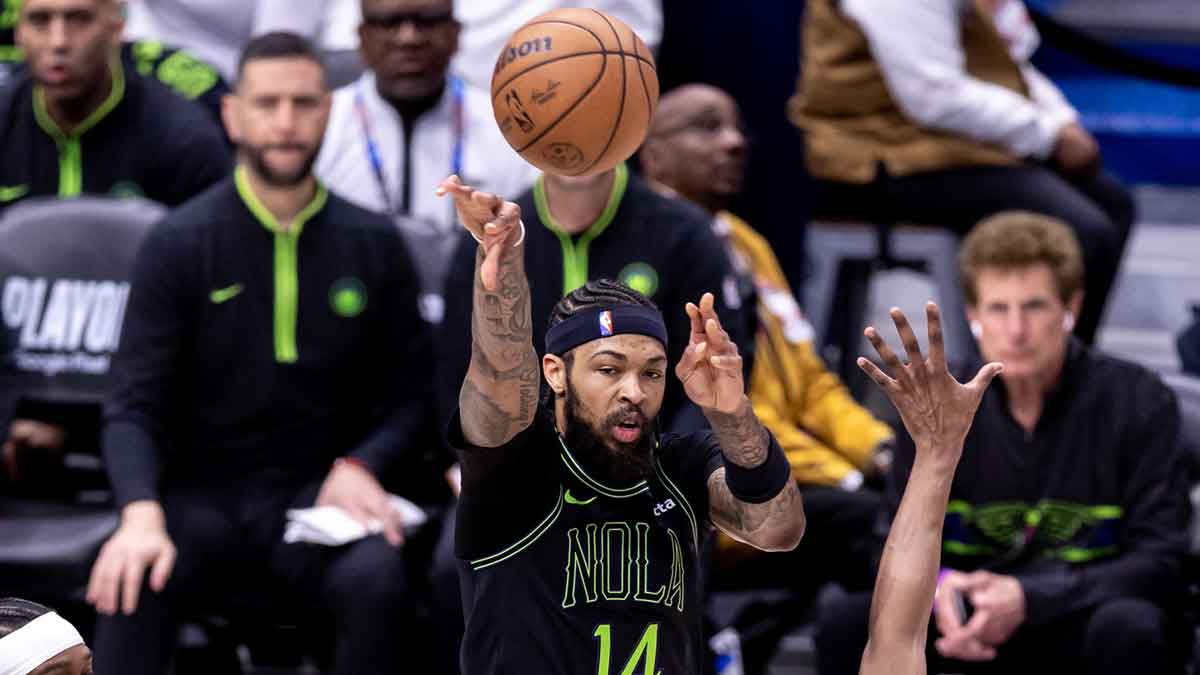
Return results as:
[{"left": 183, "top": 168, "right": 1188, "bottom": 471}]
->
[
  {"left": 561, "top": 379, "right": 656, "bottom": 485},
  {"left": 240, "top": 140, "right": 319, "bottom": 187}
]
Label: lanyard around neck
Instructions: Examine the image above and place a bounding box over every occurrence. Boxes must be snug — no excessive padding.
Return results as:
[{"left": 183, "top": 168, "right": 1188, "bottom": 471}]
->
[{"left": 354, "top": 75, "right": 464, "bottom": 219}]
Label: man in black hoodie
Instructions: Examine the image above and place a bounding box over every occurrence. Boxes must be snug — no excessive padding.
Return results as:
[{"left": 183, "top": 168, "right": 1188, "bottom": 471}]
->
[{"left": 817, "top": 211, "right": 1191, "bottom": 675}]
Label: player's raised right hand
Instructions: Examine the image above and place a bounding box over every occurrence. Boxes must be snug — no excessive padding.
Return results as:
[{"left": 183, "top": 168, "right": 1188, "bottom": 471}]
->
[{"left": 436, "top": 175, "right": 523, "bottom": 292}]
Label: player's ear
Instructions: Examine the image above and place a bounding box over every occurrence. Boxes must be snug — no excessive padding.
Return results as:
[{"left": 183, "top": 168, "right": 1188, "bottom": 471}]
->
[{"left": 543, "top": 354, "right": 566, "bottom": 396}]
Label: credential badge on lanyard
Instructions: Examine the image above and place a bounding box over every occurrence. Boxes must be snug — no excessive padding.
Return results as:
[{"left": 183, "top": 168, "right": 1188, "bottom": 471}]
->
[{"left": 353, "top": 75, "right": 465, "bottom": 234}]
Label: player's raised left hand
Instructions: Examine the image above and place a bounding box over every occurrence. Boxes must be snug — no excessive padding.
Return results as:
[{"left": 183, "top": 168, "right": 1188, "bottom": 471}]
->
[{"left": 676, "top": 292, "right": 744, "bottom": 413}]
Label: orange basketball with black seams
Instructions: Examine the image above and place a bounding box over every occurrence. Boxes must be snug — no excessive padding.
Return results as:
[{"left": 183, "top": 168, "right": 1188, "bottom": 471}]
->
[{"left": 490, "top": 8, "right": 659, "bottom": 177}]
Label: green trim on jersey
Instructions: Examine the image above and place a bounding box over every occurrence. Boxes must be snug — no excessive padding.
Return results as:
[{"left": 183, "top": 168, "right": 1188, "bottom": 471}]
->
[
  {"left": 33, "top": 57, "right": 127, "bottom": 197},
  {"left": 471, "top": 485, "right": 566, "bottom": 570},
  {"left": 234, "top": 166, "right": 329, "bottom": 363},
  {"left": 558, "top": 433, "right": 649, "bottom": 499},
  {"left": 654, "top": 457, "right": 699, "bottom": 549},
  {"left": 533, "top": 162, "right": 630, "bottom": 296}
]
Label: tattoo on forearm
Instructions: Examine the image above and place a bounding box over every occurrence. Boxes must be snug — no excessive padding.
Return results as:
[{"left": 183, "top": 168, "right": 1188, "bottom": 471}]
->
[
  {"left": 461, "top": 245, "right": 539, "bottom": 446},
  {"left": 706, "top": 397, "right": 770, "bottom": 468},
  {"left": 708, "top": 469, "right": 803, "bottom": 544},
  {"left": 460, "top": 378, "right": 515, "bottom": 442}
]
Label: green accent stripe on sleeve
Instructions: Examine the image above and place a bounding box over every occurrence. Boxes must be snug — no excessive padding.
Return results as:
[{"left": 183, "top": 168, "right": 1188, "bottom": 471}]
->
[
  {"left": 234, "top": 166, "right": 329, "bottom": 363},
  {"left": 32, "top": 57, "right": 127, "bottom": 197},
  {"left": 533, "top": 162, "right": 630, "bottom": 296},
  {"left": 470, "top": 485, "right": 565, "bottom": 570}
]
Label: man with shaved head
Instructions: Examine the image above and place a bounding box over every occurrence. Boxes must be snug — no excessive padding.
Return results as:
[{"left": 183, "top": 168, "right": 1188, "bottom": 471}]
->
[
  {"left": 0, "top": 0, "right": 228, "bottom": 212},
  {"left": 642, "top": 83, "right": 897, "bottom": 669}
]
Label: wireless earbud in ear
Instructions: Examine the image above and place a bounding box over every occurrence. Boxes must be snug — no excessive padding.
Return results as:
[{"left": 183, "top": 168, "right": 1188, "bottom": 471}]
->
[
  {"left": 970, "top": 321, "right": 982, "bottom": 339},
  {"left": 1063, "top": 312, "right": 1075, "bottom": 332}
]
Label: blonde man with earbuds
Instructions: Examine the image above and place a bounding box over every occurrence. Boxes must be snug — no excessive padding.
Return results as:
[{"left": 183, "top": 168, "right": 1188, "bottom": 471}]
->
[{"left": 816, "top": 211, "right": 1191, "bottom": 675}]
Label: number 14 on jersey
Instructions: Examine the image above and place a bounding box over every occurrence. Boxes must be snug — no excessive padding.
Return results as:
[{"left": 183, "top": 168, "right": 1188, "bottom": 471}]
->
[{"left": 594, "top": 623, "right": 661, "bottom": 675}]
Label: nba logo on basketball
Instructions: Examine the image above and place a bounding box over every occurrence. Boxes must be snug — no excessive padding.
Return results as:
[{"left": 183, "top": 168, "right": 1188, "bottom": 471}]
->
[{"left": 598, "top": 311, "right": 614, "bottom": 337}]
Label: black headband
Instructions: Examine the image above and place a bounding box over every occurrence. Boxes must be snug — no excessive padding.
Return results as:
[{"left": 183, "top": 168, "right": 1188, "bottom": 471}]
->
[{"left": 545, "top": 306, "right": 668, "bottom": 356}]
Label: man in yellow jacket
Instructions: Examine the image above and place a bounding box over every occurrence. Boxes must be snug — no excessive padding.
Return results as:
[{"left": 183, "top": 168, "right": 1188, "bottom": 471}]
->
[
  {"left": 642, "top": 83, "right": 894, "bottom": 493},
  {"left": 642, "top": 83, "right": 895, "bottom": 671}
]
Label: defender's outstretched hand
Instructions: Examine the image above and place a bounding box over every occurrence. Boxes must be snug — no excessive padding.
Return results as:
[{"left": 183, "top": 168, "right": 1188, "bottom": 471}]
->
[
  {"left": 436, "top": 175, "right": 523, "bottom": 292},
  {"left": 676, "top": 292, "right": 744, "bottom": 414},
  {"left": 858, "top": 302, "right": 1003, "bottom": 460}
]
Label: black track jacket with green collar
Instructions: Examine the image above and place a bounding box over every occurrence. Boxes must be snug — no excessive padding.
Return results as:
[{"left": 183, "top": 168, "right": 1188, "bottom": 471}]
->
[
  {"left": 102, "top": 169, "right": 432, "bottom": 506},
  {"left": 0, "top": 58, "right": 227, "bottom": 212}
]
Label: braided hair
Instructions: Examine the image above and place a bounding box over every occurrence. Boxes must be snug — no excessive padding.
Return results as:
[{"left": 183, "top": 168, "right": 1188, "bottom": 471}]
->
[
  {"left": 0, "top": 598, "right": 53, "bottom": 639},
  {"left": 541, "top": 279, "right": 660, "bottom": 409},
  {"left": 546, "top": 279, "right": 659, "bottom": 333}
]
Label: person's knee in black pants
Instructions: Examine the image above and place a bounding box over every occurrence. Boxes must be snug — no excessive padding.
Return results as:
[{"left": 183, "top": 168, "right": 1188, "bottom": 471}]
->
[
  {"left": 319, "top": 536, "right": 408, "bottom": 675},
  {"left": 1083, "top": 598, "right": 1172, "bottom": 675},
  {"left": 815, "top": 590, "right": 872, "bottom": 675},
  {"left": 92, "top": 496, "right": 240, "bottom": 675}
]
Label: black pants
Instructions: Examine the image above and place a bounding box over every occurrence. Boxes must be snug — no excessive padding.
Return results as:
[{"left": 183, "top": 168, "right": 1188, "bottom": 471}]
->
[
  {"left": 93, "top": 479, "right": 410, "bottom": 675},
  {"left": 813, "top": 165, "right": 1135, "bottom": 344},
  {"left": 816, "top": 590, "right": 1186, "bottom": 675}
]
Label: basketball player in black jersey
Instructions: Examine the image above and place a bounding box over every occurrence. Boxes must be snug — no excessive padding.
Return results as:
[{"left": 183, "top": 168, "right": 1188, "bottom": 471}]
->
[{"left": 436, "top": 173, "right": 805, "bottom": 674}]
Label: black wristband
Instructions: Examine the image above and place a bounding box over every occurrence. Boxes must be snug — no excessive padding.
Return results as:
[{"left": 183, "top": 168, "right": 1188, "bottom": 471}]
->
[{"left": 723, "top": 435, "right": 791, "bottom": 504}]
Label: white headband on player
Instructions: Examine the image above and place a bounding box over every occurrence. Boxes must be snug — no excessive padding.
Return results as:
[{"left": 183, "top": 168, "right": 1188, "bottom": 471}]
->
[{"left": 0, "top": 612, "right": 84, "bottom": 675}]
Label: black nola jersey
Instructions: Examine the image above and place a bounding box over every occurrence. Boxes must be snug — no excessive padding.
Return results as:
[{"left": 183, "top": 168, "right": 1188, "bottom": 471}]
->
[{"left": 450, "top": 410, "right": 725, "bottom": 675}]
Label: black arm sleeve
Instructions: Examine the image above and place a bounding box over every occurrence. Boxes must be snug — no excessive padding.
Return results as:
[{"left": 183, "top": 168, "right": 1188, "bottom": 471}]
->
[
  {"left": 102, "top": 223, "right": 185, "bottom": 507},
  {"left": 1016, "top": 388, "right": 1191, "bottom": 625},
  {"left": 347, "top": 229, "right": 434, "bottom": 475}
]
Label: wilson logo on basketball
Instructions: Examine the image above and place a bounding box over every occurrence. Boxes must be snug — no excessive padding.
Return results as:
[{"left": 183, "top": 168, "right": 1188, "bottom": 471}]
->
[{"left": 494, "top": 36, "right": 554, "bottom": 76}]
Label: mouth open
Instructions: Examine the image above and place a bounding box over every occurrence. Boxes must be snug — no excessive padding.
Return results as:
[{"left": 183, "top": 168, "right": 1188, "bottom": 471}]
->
[{"left": 610, "top": 412, "right": 646, "bottom": 444}]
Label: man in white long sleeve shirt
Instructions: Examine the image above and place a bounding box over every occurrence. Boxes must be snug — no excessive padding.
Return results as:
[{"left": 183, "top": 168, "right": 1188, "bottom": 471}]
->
[
  {"left": 449, "top": 0, "right": 662, "bottom": 90},
  {"left": 790, "top": 0, "right": 1133, "bottom": 345},
  {"left": 315, "top": 0, "right": 537, "bottom": 322}
]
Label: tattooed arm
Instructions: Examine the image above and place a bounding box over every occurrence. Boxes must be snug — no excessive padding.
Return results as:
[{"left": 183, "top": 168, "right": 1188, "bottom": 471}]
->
[
  {"left": 705, "top": 397, "right": 806, "bottom": 552},
  {"left": 438, "top": 177, "right": 540, "bottom": 448},
  {"left": 674, "top": 293, "right": 804, "bottom": 552}
]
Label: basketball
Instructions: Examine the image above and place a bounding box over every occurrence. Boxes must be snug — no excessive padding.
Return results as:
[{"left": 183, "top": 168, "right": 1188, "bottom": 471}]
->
[{"left": 490, "top": 8, "right": 660, "bottom": 177}]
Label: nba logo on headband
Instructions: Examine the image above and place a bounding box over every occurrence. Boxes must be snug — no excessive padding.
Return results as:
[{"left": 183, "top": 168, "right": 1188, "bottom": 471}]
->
[{"left": 598, "top": 311, "right": 614, "bottom": 337}]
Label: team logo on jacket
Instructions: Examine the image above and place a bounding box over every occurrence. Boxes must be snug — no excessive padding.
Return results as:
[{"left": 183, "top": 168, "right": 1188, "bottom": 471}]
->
[
  {"left": 330, "top": 277, "right": 367, "bottom": 318},
  {"left": 619, "top": 262, "right": 659, "bottom": 298},
  {"left": 598, "top": 310, "right": 614, "bottom": 337}
]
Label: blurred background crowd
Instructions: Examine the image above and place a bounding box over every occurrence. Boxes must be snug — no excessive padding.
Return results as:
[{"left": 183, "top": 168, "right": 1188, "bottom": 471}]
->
[{"left": 1, "top": 0, "right": 1199, "bottom": 673}]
